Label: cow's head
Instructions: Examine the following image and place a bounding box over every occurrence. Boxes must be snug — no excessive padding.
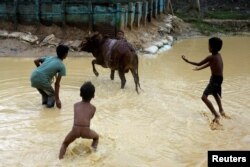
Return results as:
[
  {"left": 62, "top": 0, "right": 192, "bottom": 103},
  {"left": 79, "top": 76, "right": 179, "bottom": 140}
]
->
[{"left": 81, "top": 32, "right": 103, "bottom": 52}]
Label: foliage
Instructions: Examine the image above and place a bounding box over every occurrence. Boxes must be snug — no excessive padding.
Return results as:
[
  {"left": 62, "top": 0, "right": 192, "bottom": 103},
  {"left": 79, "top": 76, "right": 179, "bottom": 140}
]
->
[
  {"left": 204, "top": 10, "right": 250, "bottom": 20},
  {"left": 175, "top": 9, "right": 250, "bottom": 34},
  {"left": 189, "top": 19, "right": 232, "bottom": 35}
]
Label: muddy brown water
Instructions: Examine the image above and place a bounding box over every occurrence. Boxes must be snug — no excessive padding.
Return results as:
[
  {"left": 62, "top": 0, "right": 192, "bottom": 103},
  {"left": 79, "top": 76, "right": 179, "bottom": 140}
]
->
[{"left": 0, "top": 37, "right": 249, "bottom": 167}]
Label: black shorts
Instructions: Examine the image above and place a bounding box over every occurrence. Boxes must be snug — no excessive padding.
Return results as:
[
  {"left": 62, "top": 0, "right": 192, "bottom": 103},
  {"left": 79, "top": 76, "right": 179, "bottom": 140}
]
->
[{"left": 203, "top": 75, "right": 223, "bottom": 97}]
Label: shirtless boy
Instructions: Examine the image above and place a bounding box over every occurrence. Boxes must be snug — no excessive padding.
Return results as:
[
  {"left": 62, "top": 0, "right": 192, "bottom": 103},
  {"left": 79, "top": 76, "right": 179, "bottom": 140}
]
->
[
  {"left": 59, "top": 81, "right": 99, "bottom": 159},
  {"left": 182, "top": 37, "right": 230, "bottom": 124}
]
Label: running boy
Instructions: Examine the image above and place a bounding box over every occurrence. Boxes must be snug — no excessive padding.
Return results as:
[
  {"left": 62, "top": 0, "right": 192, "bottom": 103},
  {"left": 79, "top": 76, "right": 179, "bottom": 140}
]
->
[
  {"left": 181, "top": 37, "right": 230, "bottom": 124},
  {"left": 30, "top": 44, "right": 69, "bottom": 108},
  {"left": 59, "top": 81, "right": 99, "bottom": 159}
]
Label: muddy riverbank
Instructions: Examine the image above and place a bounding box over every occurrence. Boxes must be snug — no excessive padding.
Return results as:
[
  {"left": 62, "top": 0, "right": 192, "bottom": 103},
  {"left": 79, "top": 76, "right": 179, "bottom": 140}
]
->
[{"left": 0, "top": 14, "right": 249, "bottom": 57}]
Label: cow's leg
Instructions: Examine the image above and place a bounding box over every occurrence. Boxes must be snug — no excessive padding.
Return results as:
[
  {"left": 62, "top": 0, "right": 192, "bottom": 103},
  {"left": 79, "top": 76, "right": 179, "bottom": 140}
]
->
[
  {"left": 130, "top": 69, "right": 139, "bottom": 94},
  {"left": 118, "top": 70, "right": 126, "bottom": 89},
  {"left": 110, "top": 70, "right": 115, "bottom": 80},
  {"left": 92, "top": 59, "right": 99, "bottom": 77}
]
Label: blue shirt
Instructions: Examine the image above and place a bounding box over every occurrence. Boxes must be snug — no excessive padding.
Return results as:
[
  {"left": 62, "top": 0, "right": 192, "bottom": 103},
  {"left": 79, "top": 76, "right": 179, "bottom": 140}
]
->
[{"left": 30, "top": 56, "right": 66, "bottom": 88}]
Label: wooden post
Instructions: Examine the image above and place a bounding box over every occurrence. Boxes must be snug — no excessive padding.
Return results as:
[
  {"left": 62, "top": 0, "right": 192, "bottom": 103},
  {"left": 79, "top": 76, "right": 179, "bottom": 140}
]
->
[
  {"left": 157, "top": 0, "right": 163, "bottom": 14},
  {"left": 165, "top": 0, "right": 174, "bottom": 15},
  {"left": 134, "top": 2, "right": 142, "bottom": 28},
  {"left": 61, "top": 0, "right": 66, "bottom": 26},
  {"left": 147, "top": 0, "right": 153, "bottom": 22},
  {"left": 115, "top": 3, "right": 121, "bottom": 33},
  {"left": 164, "top": 0, "right": 168, "bottom": 14},
  {"left": 127, "top": 2, "right": 134, "bottom": 30},
  {"left": 169, "top": 0, "right": 174, "bottom": 15},
  {"left": 88, "top": 2, "right": 93, "bottom": 32},
  {"left": 13, "top": 0, "right": 18, "bottom": 30},
  {"left": 141, "top": 1, "right": 148, "bottom": 26},
  {"left": 120, "top": 5, "right": 127, "bottom": 31},
  {"left": 190, "top": 0, "right": 200, "bottom": 13},
  {"left": 153, "top": 0, "right": 158, "bottom": 18},
  {"left": 35, "top": 0, "right": 40, "bottom": 23}
]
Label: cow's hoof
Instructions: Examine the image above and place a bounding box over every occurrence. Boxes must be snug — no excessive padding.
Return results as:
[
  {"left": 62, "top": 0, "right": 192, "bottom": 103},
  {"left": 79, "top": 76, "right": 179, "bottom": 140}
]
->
[{"left": 94, "top": 72, "right": 99, "bottom": 77}]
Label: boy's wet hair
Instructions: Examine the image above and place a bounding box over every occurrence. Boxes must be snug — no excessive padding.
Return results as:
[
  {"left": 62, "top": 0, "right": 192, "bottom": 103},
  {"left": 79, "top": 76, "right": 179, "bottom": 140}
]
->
[
  {"left": 80, "top": 81, "right": 95, "bottom": 101},
  {"left": 209, "top": 37, "right": 223, "bottom": 54},
  {"left": 56, "top": 45, "right": 69, "bottom": 59}
]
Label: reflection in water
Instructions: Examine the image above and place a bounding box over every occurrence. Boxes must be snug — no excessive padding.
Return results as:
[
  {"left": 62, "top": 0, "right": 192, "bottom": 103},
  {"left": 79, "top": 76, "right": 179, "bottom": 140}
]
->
[{"left": 0, "top": 37, "right": 250, "bottom": 167}]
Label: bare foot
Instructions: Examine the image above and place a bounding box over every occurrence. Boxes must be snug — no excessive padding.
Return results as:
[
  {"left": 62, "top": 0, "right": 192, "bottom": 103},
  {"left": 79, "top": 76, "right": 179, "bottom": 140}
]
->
[
  {"left": 210, "top": 116, "right": 223, "bottom": 130},
  {"left": 220, "top": 111, "right": 231, "bottom": 119},
  {"left": 210, "top": 122, "right": 223, "bottom": 130},
  {"left": 212, "top": 116, "right": 222, "bottom": 125}
]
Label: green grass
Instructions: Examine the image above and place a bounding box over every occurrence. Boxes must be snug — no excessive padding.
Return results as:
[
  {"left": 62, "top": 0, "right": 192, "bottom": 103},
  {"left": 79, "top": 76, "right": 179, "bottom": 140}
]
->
[
  {"left": 204, "top": 10, "right": 250, "bottom": 20},
  {"left": 189, "top": 19, "right": 232, "bottom": 35},
  {"left": 176, "top": 10, "right": 250, "bottom": 20},
  {"left": 175, "top": 10, "right": 250, "bottom": 34}
]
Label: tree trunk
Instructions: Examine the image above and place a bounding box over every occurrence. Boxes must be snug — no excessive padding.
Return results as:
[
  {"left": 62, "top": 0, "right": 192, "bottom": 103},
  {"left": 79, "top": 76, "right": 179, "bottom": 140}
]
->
[
  {"left": 164, "top": 0, "right": 174, "bottom": 15},
  {"left": 190, "top": 0, "right": 200, "bottom": 12}
]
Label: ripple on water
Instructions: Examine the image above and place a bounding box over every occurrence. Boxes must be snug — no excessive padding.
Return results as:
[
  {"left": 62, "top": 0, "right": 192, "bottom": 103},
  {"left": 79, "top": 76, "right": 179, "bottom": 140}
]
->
[{"left": 0, "top": 38, "right": 250, "bottom": 167}]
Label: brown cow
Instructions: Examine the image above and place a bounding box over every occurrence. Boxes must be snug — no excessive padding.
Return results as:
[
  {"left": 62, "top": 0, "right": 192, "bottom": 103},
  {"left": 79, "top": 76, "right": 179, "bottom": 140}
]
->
[{"left": 81, "top": 32, "right": 141, "bottom": 93}]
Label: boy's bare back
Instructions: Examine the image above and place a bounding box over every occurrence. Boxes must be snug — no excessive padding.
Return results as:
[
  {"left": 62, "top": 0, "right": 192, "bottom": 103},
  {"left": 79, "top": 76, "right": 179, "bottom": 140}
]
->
[
  {"left": 74, "top": 101, "right": 96, "bottom": 127},
  {"left": 59, "top": 81, "right": 99, "bottom": 159},
  {"left": 70, "top": 101, "right": 98, "bottom": 141}
]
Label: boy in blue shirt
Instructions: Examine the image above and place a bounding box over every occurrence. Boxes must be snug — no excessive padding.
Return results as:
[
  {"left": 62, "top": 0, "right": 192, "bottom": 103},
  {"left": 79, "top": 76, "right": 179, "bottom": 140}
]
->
[{"left": 30, "top": 45, "right": 69, "bottom": 108}]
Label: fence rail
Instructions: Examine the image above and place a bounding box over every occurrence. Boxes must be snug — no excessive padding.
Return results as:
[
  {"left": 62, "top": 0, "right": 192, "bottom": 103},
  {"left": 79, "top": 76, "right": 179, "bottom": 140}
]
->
[{"left": 0, "top": 0, "right": 170, "bottom": 36}]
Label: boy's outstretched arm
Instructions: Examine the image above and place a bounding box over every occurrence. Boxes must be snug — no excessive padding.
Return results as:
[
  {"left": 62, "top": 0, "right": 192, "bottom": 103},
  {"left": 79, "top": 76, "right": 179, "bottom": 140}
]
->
[
  {"left": 193, "top": 63, "right": 210, "bottom": 71},
  {"left": 182, "top": 55, "right": 210, "bottom": 66}
]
